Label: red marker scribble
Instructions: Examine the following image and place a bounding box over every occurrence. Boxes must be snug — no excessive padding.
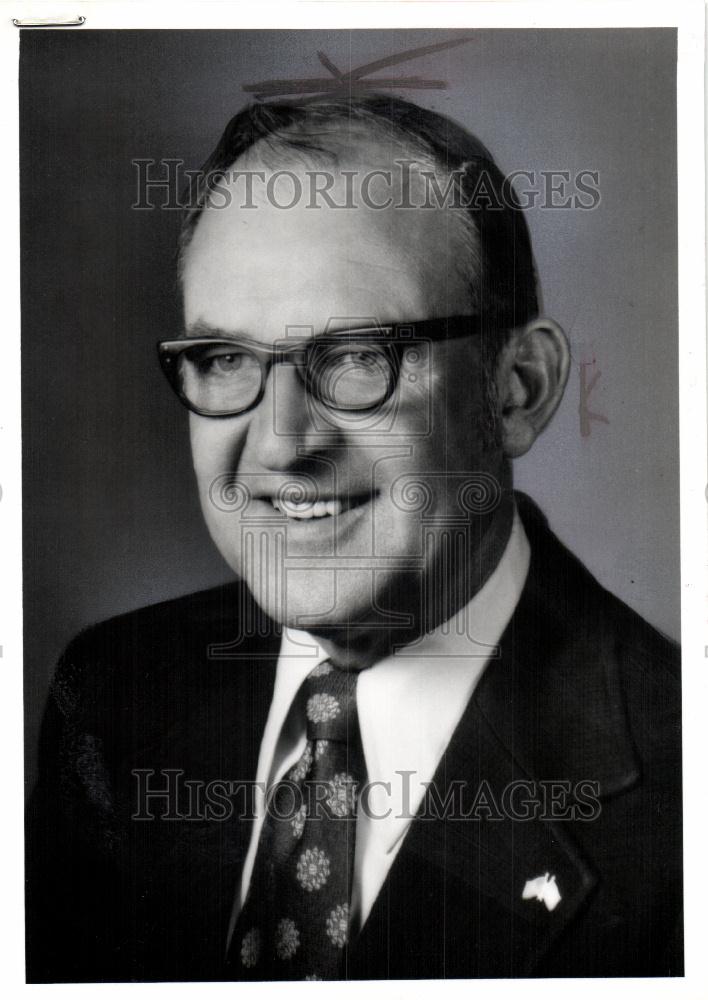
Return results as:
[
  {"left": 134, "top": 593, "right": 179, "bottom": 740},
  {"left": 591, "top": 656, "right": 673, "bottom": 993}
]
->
[
  {"left": 579, "top": 360, "right": 609, "bottom": 437},
  {"left": 243, "top": 37, "right": 475, "bottom": 100}
]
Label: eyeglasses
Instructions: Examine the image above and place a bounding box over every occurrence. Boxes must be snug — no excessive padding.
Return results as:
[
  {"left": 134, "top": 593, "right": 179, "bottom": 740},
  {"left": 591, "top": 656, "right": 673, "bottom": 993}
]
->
[{"left": 157, "top": 315, "right": 482, "bottom": 418}]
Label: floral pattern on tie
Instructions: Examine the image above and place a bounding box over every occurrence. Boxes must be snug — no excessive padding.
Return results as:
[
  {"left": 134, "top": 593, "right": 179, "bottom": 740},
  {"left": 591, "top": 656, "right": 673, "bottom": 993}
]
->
[
  {"left": 296, "top": 847, "right": 331, "bottom": 891},
  {"left": 275, "top": 917, "right": 301, "bottom": 959},
  {"left": 231, "top": 660, "right": 364, "bottom": 980},
  {"left": 325, "top": 904, "right": 349, "bottom": 947},
  {"left": 326, "top": 772, "right": 357, "bottom": 817},
  {"left": 307, "top": 693, "right": 340, "bottom": 724},
  {"left": 240, "top": 927, "right": 261, "bottom": 968},
  {"left": 288, "top": 743, "right": 313, "bottom": 783},
  {"left": 291, "top": 803, "right": 307, "bottom": 839}
]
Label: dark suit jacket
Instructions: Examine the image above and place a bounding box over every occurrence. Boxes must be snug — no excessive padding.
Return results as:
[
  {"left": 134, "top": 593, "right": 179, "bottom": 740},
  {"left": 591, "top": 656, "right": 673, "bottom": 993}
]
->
[{"left": 25, "top": 494, "right": 683, "bottom": 981}]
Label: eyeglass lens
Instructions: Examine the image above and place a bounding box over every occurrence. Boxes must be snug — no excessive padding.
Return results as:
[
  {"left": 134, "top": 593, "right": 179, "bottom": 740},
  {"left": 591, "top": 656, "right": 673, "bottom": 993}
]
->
[{"left": 176, "top": 339, "right": 397, "bottom": 415}]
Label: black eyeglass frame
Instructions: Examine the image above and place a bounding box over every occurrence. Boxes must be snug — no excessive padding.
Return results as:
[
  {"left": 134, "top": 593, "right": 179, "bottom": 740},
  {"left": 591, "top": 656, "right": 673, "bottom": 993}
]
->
[{"left": 157, "top": 314, "right": 483, "bottom": 418}]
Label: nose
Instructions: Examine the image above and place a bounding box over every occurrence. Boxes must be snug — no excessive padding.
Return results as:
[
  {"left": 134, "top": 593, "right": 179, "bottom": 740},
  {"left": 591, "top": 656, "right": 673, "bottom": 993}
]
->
[{"left": 245, "top": 360, "right": 340, "bottom": 471}]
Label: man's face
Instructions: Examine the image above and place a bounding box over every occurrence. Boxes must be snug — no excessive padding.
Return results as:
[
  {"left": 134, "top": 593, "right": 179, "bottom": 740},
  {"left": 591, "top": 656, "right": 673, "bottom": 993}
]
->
[{"left": 181, "top": 142, "right": 504, "bottom": 637}]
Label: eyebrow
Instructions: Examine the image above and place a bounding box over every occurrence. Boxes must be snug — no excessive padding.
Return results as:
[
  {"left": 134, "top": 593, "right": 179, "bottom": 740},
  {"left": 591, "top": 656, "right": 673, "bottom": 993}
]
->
[
  {"left": 180, "top": 321, "right": 388, "bottom": 342},
  {"left": 181, "top": 321, "right": 251, "bottom": 341}
]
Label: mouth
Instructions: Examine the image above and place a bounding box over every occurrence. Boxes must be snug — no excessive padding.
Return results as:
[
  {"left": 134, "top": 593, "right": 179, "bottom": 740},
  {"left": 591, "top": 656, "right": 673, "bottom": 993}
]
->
[{"left": 267, "top": 492, "right": 375, "bottom": 521}]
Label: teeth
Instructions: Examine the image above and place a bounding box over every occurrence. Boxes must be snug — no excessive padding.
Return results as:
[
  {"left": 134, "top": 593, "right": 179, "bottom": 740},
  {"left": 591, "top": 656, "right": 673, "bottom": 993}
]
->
[{"left": 271, "top": 497, "right": 343, "bottom": 519}]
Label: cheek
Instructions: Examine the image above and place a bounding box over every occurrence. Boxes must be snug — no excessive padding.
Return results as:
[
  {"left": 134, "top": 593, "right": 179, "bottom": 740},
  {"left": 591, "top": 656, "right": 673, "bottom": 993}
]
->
[
  {"left": 392, "top": 359, "right": 488, "bottom": 466},
  {"left": 397, "top": 340, "right": 487, "bottom": 418},
  {"left": 188, "top": 416, "right": 241, "bottom": 480},
  {"left": 189, "top": 431, "right": 216, "bottom": 488}
]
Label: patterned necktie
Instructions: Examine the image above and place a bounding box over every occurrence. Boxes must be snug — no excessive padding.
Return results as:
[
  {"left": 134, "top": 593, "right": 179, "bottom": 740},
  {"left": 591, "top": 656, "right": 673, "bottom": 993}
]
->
[{"left": 230, "top": 660, "right": 366, "bottom": 981}]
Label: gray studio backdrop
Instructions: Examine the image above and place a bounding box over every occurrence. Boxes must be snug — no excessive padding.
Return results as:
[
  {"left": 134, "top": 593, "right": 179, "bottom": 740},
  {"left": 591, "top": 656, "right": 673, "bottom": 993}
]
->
[{"left": 22, "top": 28, "right": 679, "bottom": 787}]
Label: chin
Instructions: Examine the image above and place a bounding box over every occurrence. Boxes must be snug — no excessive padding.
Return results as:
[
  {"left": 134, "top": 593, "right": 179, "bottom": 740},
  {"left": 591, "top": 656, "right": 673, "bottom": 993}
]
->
[
  {"left": 245, "top": 564, "right": 390, "bottom": 633},
  {"left": 232, "top": 566, "right": 331, "bottom": 629}
]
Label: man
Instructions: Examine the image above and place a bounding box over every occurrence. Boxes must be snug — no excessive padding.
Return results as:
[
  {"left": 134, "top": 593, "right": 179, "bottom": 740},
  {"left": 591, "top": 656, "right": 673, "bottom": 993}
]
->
[{"left": 26, "top": 95, "right": 682, "bottom": 982}]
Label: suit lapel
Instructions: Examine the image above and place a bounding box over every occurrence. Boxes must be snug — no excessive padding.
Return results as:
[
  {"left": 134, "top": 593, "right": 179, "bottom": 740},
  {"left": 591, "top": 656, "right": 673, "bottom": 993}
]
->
[
  {"left": 352, "top": 662, "right": 599, "bottom": 978},
  {"left": 351, "top": 496, "right": 641, "bottom": 978},
  {"left": 377, "top": 698, "right": 598, "bottom": 977}
]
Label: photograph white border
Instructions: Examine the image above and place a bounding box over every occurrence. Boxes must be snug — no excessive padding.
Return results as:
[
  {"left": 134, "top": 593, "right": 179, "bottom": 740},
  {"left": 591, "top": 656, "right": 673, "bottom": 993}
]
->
[{"left": 1, "top": 2, "right": 704, "bottom": 997}]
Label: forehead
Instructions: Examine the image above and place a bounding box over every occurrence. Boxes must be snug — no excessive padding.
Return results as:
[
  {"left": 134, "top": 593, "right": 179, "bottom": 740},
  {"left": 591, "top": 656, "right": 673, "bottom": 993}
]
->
[{"left": 181, "top": 137, "right": 472, "bottom": 339}]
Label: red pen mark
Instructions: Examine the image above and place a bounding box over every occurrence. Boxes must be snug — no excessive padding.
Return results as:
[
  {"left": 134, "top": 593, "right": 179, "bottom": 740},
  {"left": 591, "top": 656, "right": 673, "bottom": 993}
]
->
[
  {"left": 243, "top": 37, "right": 475, "bottom": 100},
  {"left": 579, "top": 360, "right": 609, "bottom": 438}
]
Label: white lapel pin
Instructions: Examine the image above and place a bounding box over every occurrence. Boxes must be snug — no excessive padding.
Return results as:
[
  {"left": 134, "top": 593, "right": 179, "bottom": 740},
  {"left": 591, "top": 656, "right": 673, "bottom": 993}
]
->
[{"left": 522, "top": 872, "right": 562, "bottom": 911}]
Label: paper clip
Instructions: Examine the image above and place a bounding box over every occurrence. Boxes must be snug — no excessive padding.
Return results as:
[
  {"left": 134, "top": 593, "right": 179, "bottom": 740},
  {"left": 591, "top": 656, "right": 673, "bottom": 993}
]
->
[{"left": 13, "top": 15, "right": 85, "bottom": 27}]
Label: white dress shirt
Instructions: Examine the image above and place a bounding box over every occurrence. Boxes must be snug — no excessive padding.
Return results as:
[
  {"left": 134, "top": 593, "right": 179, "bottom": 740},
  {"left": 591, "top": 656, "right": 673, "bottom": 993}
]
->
[{"left": 231, "top": 508, "right": 530, "bottom": 943}]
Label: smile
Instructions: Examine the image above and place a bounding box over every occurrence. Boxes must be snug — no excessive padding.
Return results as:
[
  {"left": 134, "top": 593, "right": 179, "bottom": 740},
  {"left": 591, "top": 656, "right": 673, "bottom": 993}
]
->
[{"left": 269, "top": 493, "right": 373, "bottom": 520}]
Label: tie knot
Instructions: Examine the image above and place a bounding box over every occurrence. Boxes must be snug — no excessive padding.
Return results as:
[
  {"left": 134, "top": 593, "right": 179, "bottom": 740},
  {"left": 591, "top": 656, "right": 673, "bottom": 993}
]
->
[{"left": 304, "top": 660, "right": 358, "bottom": 742}]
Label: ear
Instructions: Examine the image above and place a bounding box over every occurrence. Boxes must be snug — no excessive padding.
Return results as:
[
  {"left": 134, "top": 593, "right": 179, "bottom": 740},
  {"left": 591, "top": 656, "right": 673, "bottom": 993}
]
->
[{"left": 497, "top": 317, "right": 570, "bottom": 459}]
